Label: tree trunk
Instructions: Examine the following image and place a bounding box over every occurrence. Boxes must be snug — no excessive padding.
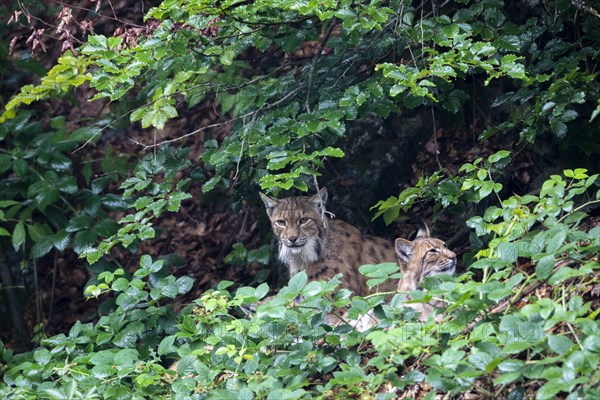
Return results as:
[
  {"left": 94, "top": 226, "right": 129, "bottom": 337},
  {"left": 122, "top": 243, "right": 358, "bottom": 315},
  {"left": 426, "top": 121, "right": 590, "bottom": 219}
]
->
[{"left": 0, "top": 243, "right": 31, "bottom": 352}]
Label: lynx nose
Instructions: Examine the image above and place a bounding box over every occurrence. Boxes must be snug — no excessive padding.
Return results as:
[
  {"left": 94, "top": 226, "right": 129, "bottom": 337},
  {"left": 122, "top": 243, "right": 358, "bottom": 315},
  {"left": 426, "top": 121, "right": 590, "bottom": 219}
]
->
[{"left": 288, "top": 236, "right": 298, "bottom": 243}]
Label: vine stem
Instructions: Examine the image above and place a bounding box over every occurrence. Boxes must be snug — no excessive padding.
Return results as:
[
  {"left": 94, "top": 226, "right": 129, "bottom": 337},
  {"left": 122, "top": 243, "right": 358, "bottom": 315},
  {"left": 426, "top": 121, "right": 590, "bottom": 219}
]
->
[
  {"left": 561, "top": 284, "right": 585, "bottom": 351},
  {"left": 556, "top": 199, "right": 600, "bottom": 224}
]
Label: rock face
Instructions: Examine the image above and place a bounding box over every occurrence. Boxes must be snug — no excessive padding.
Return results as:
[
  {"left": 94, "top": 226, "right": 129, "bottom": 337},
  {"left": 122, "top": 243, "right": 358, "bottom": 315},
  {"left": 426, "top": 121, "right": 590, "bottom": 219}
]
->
[{"left": 322, "top": 111, "right": 433, "bottom": 235}]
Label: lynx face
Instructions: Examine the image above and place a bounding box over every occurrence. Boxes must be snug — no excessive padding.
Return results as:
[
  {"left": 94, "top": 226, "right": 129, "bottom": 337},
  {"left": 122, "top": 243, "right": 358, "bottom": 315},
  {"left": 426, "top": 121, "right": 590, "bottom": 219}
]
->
[
  {"left": 259, "top": 188, "right": 328, "bottom": 273},
  {"left": 395, "top": 227, "right": 457, "bottom": 290}
]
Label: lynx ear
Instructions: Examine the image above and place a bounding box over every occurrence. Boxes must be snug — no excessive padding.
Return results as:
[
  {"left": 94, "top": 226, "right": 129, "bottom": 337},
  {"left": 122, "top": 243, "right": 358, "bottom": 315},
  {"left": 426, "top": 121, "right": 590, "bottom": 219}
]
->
[
  {"left": 309, "top": 187, "right": 328, "bottom": 212},
  {"left": 415, "top": 221, "right": 430, "bottom": 238},
  {"left": 395, "top": 238, "right": 414, "bottom": 264},
  {"left": 259, "top": 192, "right": 279, "bottom": 217}
]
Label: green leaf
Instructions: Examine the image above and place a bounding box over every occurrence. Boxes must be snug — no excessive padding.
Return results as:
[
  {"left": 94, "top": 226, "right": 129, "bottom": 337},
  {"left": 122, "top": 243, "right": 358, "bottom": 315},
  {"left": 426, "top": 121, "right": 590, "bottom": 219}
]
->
[
  {"left": 535, "top": 255, "right": 555, "bottom": 280},
  {"left": 33, "top": 348, "right": 52, "bottom": 366},
  {"left": 156, "top": 277, "right": 179, "bottom": 298},
  {"left": 546, "top": 230, "right": 567, "bottom": 253},
  {"left": 148, "top": 259, "right": 164, "bottom": 273},
  {"left": 469, "top": 351, "right": 492, "bottom": 371},
  {"left": 535, "top": 380, "right": 564, "bottom": 400},
  {"left": 158, "top": 335, "right": 177, "bottom": 356},
  {"left": 53, "top": 230, "right": 70, "bottom": 251},
  {"left": 113, "top": 322, "right": 143, "bottom": 348},
  {"left": 288, "top": 271, "right": 308, "bottom": 292},
  {"left": 41, "top": 389, "right": 67, "bottom": 400},
  {"left": 30, "top": 235, "right": 55, "bottom": 259},
  {"left": 547, "top": 334, "right": 574, "bottom": 356},
  {"left": 112, "top": 277, "right": 129, "bottom": 292},
  {"left": 359, "top": 262, "right": 400, "bottom": 288},
  {"left": 12, "top": 221, "right": 26, "bottom": 251},
  {"left": 217, "top": 280, "right": 235, "bottom": 290},
  {"left": 359, "top": 262, "right": 400, "bottom": 278},
  {"left": 255, "top": 282, "right": 269, "bottom": 299},
  {"left": 548, "top": 266, "right": 588, "bottom": 285},
  {"left": 488, "top": 150, "right": 511, "bottom": 163},
  {"left": 140, "top": 254, "right": 152, "bottom": 270},
  {"left": 220, "top": 47, "right": 236, "bottom": 65},
  {"left": 203, "top": 176, "right": 223, "bottom": 193},
  {"left": 175, "top": 276, "right": 194, "bottom": 294},
  {"left": 0, "top": 200, "right": 20, "bottom": 208},
  {"left": 73, "top": 230, "right": 98, "bottom": 254},
  {"left": 498, "top": 359, "right": 525, "bottom": 372},
  {"left": 493, "top": 371, "right": 521, "bottom": 385},
  {"left": 66, "top": 215, "right": 94, "bottom": 232}
]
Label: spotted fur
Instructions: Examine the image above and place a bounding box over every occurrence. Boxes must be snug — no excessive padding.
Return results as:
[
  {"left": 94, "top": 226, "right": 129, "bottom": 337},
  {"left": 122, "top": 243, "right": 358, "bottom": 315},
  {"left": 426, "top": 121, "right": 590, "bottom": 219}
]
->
[{"left": 259, "top": 188, "right": 397, "bottom": 296}]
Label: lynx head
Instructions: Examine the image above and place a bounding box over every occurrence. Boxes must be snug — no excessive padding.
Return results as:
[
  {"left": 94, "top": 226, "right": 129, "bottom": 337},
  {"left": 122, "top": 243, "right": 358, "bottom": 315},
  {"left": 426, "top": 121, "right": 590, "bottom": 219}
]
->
[
  {"left": 395, "top": 225, "right": 457, "bottom": 290},
  {"left": 259, "top": 188, "right": 329, "bottom": 270}
]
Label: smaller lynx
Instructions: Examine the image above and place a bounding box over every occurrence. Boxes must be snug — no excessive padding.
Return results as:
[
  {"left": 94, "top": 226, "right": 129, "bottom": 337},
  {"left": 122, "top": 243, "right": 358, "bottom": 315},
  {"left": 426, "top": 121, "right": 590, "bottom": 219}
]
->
[
  {"left": 395, "top": 225, "right": 457, "bottom": 319},
  {"left": 259, "top": 188, "right": 397, "bottom": 296}
]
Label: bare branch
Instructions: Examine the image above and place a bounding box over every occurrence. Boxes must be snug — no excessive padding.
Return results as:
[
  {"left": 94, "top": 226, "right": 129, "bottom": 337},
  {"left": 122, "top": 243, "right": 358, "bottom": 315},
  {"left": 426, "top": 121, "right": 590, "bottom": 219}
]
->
[{"left": 570, "top": 0, "right": 600, "bottom": 18}]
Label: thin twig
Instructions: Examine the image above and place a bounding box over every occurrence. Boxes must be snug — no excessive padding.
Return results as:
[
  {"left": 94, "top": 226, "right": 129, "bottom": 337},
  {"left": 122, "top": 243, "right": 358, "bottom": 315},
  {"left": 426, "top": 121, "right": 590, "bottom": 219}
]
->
[
  {"left": 304, "top": 18, "right": 338, "bottom": 113},
  {"left": 233, "top": 113, "right": 256, "bottom": 181},
  {"left": 557, "top": 199, "right": 600, "bottom": 224},
  {"left": 431, "top": 105, "right": 442, "bottom": 169},
  {"left": 570, "top": 0, "right": 600, "bottom": 18},
  {"left": 49, "top": 253, "right": 58, "bottom": 325},
  {"left": 130, "top": 86, "right": 302, "bottom": 150}
]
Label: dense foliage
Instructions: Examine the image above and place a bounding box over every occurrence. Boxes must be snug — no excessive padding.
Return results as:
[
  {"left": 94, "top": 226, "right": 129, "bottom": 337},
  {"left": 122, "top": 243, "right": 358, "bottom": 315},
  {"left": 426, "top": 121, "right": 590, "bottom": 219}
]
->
[
  {"left": 1, "top": 0, "right": 599, "bottom": 398},
  {"left": 1, "top": 167, "right": 599, "bottom": 399}
]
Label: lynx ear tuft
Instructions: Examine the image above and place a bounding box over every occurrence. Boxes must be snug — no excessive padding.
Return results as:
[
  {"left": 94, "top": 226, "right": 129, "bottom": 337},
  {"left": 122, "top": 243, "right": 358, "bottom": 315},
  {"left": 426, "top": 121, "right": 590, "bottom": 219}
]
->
[
  {"left": 310, "top": 187, "right": 328, "bottom": 212},
  {"left": 395, "top": 238, "right": 414, "bottom": 264},
  {"left": 415, "top": 221, "right": 430, "bottom": 238},
  {"left": 259, "top": 192, "right": 279, "bottom": 217}
]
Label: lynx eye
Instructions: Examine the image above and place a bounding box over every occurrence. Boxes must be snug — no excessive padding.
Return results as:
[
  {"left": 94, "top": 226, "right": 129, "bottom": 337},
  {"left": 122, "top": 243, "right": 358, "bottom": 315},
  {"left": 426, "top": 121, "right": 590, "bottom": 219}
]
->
[
  {"left": 274, "top": 219, "right": 287, "bottom": 227},
  {"left": 427, "top": 248, "right": 439, "bottom": 254},
  {"left": 299, "top": 217, "right": 311, "bottom": 225}
]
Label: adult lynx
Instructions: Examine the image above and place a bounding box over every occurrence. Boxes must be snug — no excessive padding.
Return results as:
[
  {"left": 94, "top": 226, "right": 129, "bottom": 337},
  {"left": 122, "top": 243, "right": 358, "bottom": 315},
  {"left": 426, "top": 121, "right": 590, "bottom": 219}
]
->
[{"left": 259, "top": 188, "right": 397, "bottom": 296}]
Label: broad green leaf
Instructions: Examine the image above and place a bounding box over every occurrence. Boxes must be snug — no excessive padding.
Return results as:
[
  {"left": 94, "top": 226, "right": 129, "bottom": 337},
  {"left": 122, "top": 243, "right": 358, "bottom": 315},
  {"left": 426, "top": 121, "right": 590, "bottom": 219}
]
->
[
  {"left": 30, "top": 235, "right": 55, "bottom": 258},
  {"left": 255, "top": 282, "right": 269, "bottom": 299},
  {"left": 288, "top": 271, "right": 308, "bottom": 292},
  {"left": 535, "top": 255, "right": 555, "bottom": 280},
  {"left": 33, "top": 348, "right": 51, "bottom": 366},
  {"left": 175, "top": 276, "right": 194, "bottom": 294},
  {"left": 546, "top": 229, "right": 567, "bottom": 253},
  {"left": 535, "top": 380, "right": 565, "bottom": 400},
  {"left": 498, "top": 359, "right": 525, "bottom": 372},
  {"left": 53, "top": 230, "right": 70, "bottom": 251},
  {"left": 158, "top": 335, "right": 177, "bottom": 356},
  {"left": 469, "top": 351, "right": 493, "bottom": 371},
  {"left": 72, "top": 230, "right": 98, "bottom": 254},
  {"left": 90, "top": 350, "right": 115, "bottom": 365},
  {"left": 547, "top": 334, "right": 574, "bottom": 356},
  {"left": 12, "top": 221, "right": 26, "bottom": 251},
  {"left": 41, "top": 389, "right": 67, "bottom": 400}
]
